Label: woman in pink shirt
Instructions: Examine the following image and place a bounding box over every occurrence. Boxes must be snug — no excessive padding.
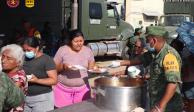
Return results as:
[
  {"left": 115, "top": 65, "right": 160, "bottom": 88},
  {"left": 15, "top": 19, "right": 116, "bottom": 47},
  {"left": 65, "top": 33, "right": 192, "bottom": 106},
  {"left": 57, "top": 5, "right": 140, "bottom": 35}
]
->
[{"left": 53, "top": 30, "right": 96, "bottom": 108}]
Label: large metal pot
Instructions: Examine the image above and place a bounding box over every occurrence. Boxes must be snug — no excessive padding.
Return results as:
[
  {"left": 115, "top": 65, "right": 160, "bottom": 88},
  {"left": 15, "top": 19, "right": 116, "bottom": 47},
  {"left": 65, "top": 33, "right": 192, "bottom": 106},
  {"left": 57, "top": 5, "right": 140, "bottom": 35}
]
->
[{"left": 94, "top": 77, "right": 146, "bottom": 112}]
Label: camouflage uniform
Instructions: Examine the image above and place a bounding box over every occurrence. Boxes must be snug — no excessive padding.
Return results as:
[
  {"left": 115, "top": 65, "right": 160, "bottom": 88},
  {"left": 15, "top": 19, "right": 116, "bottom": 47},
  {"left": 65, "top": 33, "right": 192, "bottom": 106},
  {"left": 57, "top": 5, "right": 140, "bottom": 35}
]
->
[
  {"left": 139, "top": 26, "right": 183, "bottom": 112},
  {"left": 0, "top": 72, "right": 24, "bottom": 112}
]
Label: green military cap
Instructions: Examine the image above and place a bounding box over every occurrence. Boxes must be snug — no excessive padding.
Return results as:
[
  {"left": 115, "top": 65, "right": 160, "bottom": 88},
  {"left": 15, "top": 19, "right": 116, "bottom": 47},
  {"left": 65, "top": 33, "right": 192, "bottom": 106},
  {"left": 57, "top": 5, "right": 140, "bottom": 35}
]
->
[
  {"left": 129, "top": 35, "right": 139, "bottom": 44},
  {"left": 145, "top": 26, "right": 168, "bottom": 38}
]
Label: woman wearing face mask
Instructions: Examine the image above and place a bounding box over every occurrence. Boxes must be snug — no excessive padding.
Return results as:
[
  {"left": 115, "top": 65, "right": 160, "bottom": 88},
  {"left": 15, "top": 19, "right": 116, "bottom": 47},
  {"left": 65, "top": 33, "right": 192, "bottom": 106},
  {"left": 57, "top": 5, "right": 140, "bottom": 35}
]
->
[
  {"left": 22, "top": 37, "right": 57, "bottom": 112},
  {"left": 53, "top": 29, "right": 96, "bottom": 108}
]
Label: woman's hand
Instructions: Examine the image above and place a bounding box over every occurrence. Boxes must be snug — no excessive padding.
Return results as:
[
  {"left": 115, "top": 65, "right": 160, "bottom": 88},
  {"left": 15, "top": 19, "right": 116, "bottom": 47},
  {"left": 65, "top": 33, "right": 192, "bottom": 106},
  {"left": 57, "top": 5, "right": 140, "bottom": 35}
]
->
[
  {"left": 28, "top": 74, "right": 38, "bottom": 83},
  {"left": 28, "top": 70, "right": 57, "bottom": 86},
  {"left": 89, "top": 66, "right": 99, "bottom": 71},
  {"left": 136, "top": 74, "right": 150, "bottom": 80},
  {"left": 63, "top": 63, "right": 73, "bottom": 71}
]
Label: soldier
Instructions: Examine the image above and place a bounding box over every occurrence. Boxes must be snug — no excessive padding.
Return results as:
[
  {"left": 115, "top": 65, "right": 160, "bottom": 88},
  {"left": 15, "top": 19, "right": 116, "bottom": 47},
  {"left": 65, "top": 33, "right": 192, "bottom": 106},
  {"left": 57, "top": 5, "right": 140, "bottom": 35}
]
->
[
  {"left": 15, "top": 20, "right": 41, "bottom": 43},
  {"left": 0, "top": 72, "right": 24, "bottom": 111},
  {"left": 22, "top": 20, "right": 41, "bottom": 39},
  {"left": 111, "top": 26, "right": 183, "bottom": 112}
]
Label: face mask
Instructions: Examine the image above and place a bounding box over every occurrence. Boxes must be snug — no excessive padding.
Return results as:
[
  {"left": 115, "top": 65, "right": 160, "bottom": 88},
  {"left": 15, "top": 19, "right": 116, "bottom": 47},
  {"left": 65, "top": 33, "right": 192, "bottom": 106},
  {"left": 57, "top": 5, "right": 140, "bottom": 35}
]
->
[
  {"left": 25, "top": 51, "right": 35, "bottom": 59},
  {"left": 146, "top": 43, "right": 155, "bottom": 52}
]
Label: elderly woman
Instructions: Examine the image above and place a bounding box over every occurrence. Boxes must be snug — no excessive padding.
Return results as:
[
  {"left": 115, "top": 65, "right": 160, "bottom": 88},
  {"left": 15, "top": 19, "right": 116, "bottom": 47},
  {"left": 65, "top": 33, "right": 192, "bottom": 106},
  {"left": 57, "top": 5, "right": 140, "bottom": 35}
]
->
[
  {"left": 53, "top": 29, "right": 96, "bottom": 108},
  {"left": 1, "top": 44, "right": 27, "bottom": 112},
  {"left": 22, "top": 37, "right": 57, "bottom": 112},
  {"left": 114, "top": 37, "right": 146, "bottom": 76}
]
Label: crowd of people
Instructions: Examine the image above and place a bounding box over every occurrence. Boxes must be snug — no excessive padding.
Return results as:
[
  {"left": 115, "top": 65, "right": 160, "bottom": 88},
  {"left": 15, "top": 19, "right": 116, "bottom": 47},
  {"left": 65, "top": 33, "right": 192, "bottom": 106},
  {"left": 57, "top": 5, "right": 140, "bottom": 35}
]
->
[
  {"left": 114, "top": 26, "right": 183, "bottom": 112},
  {"left": 0, "top": 29, "right": 98, "bottom": 112},
  {"left": 112, "top": 26, "right": 194, "bottom": 112},
  {"left": 0, "top": 22, "right": 194, "bottom": 112}
]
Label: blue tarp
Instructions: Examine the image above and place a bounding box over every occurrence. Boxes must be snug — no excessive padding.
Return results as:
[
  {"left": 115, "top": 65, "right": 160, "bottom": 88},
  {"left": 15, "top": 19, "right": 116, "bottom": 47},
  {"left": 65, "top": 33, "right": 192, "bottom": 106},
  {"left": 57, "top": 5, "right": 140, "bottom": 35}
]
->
[{"left": 176, "top": 22, "right": 194, "bottom": 54}]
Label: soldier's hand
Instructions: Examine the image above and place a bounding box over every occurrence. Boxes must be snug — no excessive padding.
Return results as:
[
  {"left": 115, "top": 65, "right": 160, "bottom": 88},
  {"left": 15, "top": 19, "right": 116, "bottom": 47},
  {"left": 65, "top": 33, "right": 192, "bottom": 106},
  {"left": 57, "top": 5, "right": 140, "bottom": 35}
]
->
[
  {"left": 110, "top": 61, "right": 121, "bottom": 68},
  {"left": 112, "top": 71, "right": 125, "bottom": 77},
  {"left": 151, "top": 105, "right": 164, "bottom": 112}
]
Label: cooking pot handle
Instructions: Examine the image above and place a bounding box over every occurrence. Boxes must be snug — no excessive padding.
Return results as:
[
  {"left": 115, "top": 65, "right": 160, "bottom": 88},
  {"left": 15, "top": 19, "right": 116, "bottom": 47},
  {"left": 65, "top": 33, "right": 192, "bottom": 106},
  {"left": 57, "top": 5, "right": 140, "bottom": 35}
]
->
[{"left": 93, "top": 87, "right": 106, "bottom": 96}]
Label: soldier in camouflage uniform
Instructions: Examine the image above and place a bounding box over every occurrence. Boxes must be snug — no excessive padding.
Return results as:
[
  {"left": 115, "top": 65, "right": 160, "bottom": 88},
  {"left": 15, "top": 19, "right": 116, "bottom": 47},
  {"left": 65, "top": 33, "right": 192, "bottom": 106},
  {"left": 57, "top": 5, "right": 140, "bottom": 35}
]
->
[
  {"left": 0, "top": 72, "right": 24, "bottom": 112},
  {"left": 114, "top": 26, "right": 183, "bottom": 112}
]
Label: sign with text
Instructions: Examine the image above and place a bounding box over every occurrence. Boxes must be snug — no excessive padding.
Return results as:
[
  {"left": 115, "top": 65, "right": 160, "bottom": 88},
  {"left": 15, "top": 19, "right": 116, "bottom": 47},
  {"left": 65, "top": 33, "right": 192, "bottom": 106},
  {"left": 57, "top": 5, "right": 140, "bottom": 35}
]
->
[
  {"left": 6, "top": 0, "right": 20, "bottom": 8},
  {"left": 25, "top": 0, "right": 35, "bottom": 8}
]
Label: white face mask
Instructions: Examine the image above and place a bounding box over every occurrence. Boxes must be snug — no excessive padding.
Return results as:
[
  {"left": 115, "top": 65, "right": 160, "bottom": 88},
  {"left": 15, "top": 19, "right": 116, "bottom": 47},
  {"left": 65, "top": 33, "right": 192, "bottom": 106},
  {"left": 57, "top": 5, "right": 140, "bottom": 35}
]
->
[
  {"left": 146, "top": 43, "right": 155, "bottom": 52},
  {"left": 25, "top": 51, "right": 35, "bottom": 59}
]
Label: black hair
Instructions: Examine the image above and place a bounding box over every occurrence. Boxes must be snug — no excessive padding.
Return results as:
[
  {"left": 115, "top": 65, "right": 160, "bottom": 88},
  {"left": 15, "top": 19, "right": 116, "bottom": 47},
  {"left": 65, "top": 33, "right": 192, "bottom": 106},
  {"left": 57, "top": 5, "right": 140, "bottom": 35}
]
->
[
  {"left": 134, "top": 28, "right": 142, "bottom": 36},
  {"left": 22, "top": 37, "right": 42, "bottom": 50},
  {"left": 170, "top": 37, "right": 184, "bottom": 53},
  {"left": 68, "top": 29, "right": 84, "bottom": 46}
]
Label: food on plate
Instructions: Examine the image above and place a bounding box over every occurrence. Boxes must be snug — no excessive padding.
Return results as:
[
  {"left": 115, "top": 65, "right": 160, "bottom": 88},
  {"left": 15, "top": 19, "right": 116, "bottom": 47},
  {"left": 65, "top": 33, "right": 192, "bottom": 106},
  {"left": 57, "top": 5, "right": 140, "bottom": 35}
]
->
[
  {"left": 27, "top": 75, "right": 32, "bottom": 80},
  {"left": 88, "top": 68, "right": 108, "bottom": 73},
  {"left": 68, "top": 65, "right": 87, "bottom": 70}
]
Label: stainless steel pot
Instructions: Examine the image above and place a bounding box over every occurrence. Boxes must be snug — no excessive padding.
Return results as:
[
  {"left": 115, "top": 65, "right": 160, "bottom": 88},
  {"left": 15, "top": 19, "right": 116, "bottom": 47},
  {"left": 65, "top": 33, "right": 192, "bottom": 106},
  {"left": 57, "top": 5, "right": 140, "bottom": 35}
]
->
[{"left": 94, "top": 77, "right": 146, "bottom": 112}]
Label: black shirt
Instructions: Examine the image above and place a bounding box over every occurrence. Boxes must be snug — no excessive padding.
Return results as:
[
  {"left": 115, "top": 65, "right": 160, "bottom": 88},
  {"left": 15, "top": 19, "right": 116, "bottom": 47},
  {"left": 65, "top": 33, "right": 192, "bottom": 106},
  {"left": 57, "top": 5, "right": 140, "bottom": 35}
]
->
[{"left": 23, "top": 54, "right": 56, "bottom": 96}]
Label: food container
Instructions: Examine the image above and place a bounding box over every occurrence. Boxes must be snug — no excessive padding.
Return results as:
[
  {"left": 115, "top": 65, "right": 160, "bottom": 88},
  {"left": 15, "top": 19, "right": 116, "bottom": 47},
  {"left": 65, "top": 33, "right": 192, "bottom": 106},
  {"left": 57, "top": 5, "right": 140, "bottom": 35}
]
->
[{"left": 94, "top": 77, "right": 146, "bottom": 112}]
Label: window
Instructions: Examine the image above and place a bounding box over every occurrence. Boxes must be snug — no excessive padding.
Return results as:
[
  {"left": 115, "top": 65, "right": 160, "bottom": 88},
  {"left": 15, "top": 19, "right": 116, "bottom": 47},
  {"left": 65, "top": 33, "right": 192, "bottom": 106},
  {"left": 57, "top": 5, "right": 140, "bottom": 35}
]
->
[
  {"left": 107, "top": 4, "right": 115, "bottom": 17},
  {"left": 89, "top": 3, "right": 102, "bottom": 19},
  {"left": 143, "top": 15, "right": 156, "bottom": 22}
]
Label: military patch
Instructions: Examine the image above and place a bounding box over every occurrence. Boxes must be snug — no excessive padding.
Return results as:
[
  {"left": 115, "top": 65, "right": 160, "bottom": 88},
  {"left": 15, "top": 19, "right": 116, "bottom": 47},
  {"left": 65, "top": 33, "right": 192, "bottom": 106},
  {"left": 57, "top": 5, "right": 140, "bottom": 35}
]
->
[
  {"left": 7, "top": 0, "right": 20, "bottom": 8},
  {"left": 34, "top": 31, "right": 41, "bottom": 39},
  {"left": 25, "top": 0, "right": 34, "bottom": 8},
  {"left": 163, "top": 53, "right": 179, "bottom": 72}
]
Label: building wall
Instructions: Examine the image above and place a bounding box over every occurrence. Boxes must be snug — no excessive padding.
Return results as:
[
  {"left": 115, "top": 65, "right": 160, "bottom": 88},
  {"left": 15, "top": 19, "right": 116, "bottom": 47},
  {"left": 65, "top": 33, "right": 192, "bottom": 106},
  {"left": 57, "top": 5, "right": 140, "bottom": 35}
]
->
[
  {"left": 0, "top": 0, "right": 62, "bottom": 38},
  {"left": 125, "top": 0, "right": 164, "bottom": 30}
]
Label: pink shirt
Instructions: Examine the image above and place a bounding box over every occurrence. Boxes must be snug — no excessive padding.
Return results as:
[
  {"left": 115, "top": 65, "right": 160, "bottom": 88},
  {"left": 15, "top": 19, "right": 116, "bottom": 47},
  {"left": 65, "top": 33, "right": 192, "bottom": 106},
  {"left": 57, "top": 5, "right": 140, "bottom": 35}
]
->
[
  {"left": 8, "top": 69, "right": 27, "bottom": 112},
  {"left": 54, "top": 45, "right": 94, "bottom": 87},
  {"left": 8, "top": 69, "right": 27, "bottom": 94}
]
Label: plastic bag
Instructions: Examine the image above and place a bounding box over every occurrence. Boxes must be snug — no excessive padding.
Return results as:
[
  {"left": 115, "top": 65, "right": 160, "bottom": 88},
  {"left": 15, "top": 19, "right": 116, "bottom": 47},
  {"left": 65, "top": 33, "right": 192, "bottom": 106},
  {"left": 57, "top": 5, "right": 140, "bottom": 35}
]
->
[{"left": 176, "top": 22, "right": 194, "bottom": 54}]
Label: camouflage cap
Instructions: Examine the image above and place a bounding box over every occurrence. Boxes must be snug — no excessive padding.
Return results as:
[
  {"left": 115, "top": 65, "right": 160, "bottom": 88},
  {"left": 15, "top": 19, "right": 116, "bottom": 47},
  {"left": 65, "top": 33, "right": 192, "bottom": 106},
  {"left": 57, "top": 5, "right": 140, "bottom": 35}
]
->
[
  {"left": 129, "top": 36, "right": 139, "bottom": 44},
  {"left": 145, "top": 26, "right": 168, "bottom": 38}
]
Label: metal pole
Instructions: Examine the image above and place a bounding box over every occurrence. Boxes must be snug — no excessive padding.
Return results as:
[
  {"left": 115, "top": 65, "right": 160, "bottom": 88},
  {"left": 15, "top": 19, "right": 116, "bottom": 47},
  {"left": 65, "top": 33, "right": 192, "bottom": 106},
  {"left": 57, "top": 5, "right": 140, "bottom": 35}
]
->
[{"left": 71, "top": 0, "right": 78, "bottom": 30}]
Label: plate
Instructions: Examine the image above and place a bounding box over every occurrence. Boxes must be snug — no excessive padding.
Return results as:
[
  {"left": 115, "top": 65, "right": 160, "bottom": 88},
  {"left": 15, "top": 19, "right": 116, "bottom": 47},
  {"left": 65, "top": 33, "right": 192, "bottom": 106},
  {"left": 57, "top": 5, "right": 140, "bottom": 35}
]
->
[
  {"left": 27, "top": 75, "right": 32, "bottom": 80},
  {"left": 107, "top": 61, "right": 120, "bottom": 68},
  {"left": 69, "top": 65, "right": 87, "bottom": 70},
  {"left": 88, "top": 68, "right": 108, "bottom": 74},
  {"left": 127, "top": 66, "right": 140, "bottom": 78}
]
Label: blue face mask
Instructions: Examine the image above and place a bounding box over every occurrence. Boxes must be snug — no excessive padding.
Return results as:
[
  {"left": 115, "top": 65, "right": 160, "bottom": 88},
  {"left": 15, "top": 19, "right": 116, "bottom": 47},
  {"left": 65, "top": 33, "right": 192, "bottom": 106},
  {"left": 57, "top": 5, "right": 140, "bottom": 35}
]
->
[
  {"left": 146, "top": 43, "right": 155, "bottom": 52},
  {"left": 25, "top": 51, "right": 35, "bottom": 59}
]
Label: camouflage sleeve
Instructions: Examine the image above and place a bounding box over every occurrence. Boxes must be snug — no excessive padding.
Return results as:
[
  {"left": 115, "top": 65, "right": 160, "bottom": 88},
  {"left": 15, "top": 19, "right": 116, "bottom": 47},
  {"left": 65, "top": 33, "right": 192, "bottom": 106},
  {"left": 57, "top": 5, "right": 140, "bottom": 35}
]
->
[
  {"left": 137, "top": 51, "right": 152, "bottom": 67},
  {"left": 163, "top": 53, "right": 182, "bottom": 83},
  {"left": 2, "top": 73, "right": 24, "bottom": 109}
]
